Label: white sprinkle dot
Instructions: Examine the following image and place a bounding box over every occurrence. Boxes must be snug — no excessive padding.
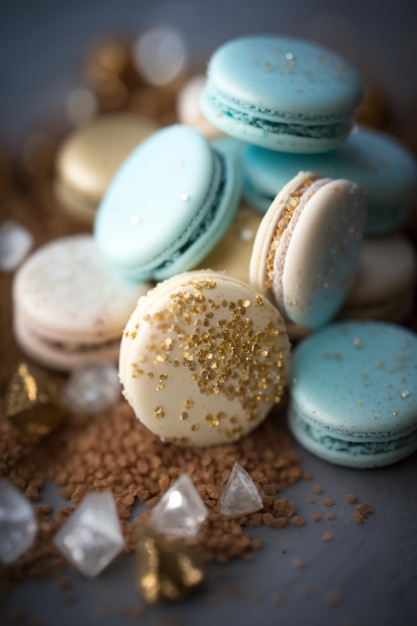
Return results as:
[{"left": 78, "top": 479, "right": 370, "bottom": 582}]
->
[
  {"left": 240, "top": 228, "right": 254, "bottom": 242},
  {"left": 130, "top": 215, "right": 141, "bottom": 225},
  {"left": 352, "top": 338, "right": 363, "bottom": 348},
  {"left": 180, "top": 193, "right": 189, "bottom": 202},
  {"left": 400, "top": 390, "right": 410, "bottom": 399},
  {"left": 176, "top": 160, "right": 184, "bottom": 168},
  {"left": 285, "top": 52, "right": 294, "bottom": 61}
]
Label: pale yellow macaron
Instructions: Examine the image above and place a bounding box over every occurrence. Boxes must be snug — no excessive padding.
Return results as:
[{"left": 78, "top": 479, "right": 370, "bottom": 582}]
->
[
  {"left": 197, "top": 203, "right": 262, "bottom": 283},
  {"left": 55, "top": 112, "right": 158, "bottom": 223},
  {"left": 119, "top": 270, "right": 291, "bottom": 447}
]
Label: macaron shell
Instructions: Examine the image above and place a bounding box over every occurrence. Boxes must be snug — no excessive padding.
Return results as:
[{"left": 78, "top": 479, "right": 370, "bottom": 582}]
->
[
  {"left": 289, "top": 321, "right": 417, "bottom": 467},
  {"left": 205, "top": 35, "right": 362, "bottom": 117},
  {"left": 279, "top": 178, "right": 365, "bottom": 328},
  {"left": 95, "top": 125, "right": 214, "bottom": 272},
  {"left": 119, "top": 271, "right": 290, "bottom": 447},
  {"left": 55, "top": 112, "right": 158, "bottom": 220},
  {"left": 13, "top": 235, "right": 150, "bottom": 344}
]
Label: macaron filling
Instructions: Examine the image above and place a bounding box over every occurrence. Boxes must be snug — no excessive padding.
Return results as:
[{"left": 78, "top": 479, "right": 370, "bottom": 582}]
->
[
  {"left": 206, "top": 86, "right": 350, "bottom": 140},
  {"left": 264, "top": 176, "right": 322, "bottom": 291}
]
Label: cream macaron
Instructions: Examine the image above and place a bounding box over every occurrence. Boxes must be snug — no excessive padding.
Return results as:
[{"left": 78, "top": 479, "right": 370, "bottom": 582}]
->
[
  {"left": 13, "top": 235, "right": 151, "bottom": 371},
  {"left": 249, "top": 171, "right": 366, "bottom": 329},
  {"left": 55, "top": 112, "right": 158, "bottom": 223},
  {"left": 119, "top": 270, "right": 291, "bottom": 447}
]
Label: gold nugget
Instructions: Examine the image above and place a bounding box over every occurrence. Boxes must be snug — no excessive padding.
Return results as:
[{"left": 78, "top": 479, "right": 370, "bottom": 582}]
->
[
  {"left": 136, "top": 526, "right": 204, "bottom": 603},
  {"left": 5, "top": 362, "right": 67, "bottom": 443}
]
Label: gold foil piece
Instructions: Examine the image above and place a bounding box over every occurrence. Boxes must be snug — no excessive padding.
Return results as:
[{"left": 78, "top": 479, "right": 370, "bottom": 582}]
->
[
  {"left": 136, "top": 526, "right": 204, "bottom": 603},
  {"left": 5, "top": 362, "right": 67, "bottom": 443}
]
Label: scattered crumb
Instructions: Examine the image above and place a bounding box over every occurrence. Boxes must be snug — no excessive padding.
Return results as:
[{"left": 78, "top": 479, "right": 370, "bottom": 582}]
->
[
  {"left": 344, "top": 493, "right": 357, "bottom": 505},
  {"left": 350, "top": 512, "right": 364, "bottom": 525},
  {"left": 312, "top": 484, "right": 323, "bottom": 494},
  {"left": 272, "top": 591, "right": 285, "bottom": 605},
  {"left": 310, "top": 512, "right": 322, "bottom": 522},
  {"left": 306, "top": 497, "right": 315, "bottom": 504},
  {"left": 215, "top": 570, "right": 226, "bottom": 580},
  {"left": 322, "top": 497, "right": 334, "bottom": 507},
  {"left": 206, "top": 593, "right": 220, "bottom": 605},
  {"left": 356, "top": 503, "right": 373, "bottom": 518},
  {"left": 226, "top": 584, "right": 239, "bottom": 597},
  {"left": 325, "top": 512, "right": 335, "bottom": 521},
  {"left": 302, "top": 471, "right": 312, "bottom": 480},
  {"left": 62, "top": 592, "right": 76, "bottom": 605},
  {"left": 292, "top": 557, "right": 304, "bottom": 569},
  {"left": 325, "top": 590, "right": 343, "bottom": 606},
  {"left": 250, "top": 590, "right": 263, "bottom": 602},
  {"left": 56, "top": 577, "right": 72, "bottom": 592},
  {"left": 298, "top": 585, "right": 311, "bottom": 598},
  {"left": 321, "top": 531, "right": 334, "bottom": 542},
  {"left": 290, "top": 515, "right": 305, "bottom": 527}
]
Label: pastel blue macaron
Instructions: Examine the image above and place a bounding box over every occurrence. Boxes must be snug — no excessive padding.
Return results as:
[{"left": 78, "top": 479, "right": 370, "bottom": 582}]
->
[
  {"left": 242, "top": 125, "right": 417, "bottom": 235},
  {"left": 200, "top": 35, "right": 363, "bottom": 153},
  {"left": 94, "top": 125, "right": 241, "bottom": 281},
  {"left": 288, "top": 321, "right": 417, "bottom": 468}
]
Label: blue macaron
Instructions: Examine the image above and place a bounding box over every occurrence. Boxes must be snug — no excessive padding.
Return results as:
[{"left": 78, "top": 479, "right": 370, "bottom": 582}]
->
[
  {"left": 242, "top": 125, "right": 417, "bottom": 235},
  {"left": 200, "top": 34, "right": 363, "bottom": 154},
  {"left": 288, "top": 321, "right": 417, "bottom": 468},
  {"left": 94, "top": 124, "right": 241, "bottom": 281}
]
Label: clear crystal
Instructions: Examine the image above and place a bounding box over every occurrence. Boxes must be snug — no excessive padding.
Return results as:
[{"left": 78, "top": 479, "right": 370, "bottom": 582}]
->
[
  {"left": 219, "top": 463, "right": 263, "bottom": 516},
  {"left": 149, "top": 474, "right": 208, "bottom": 540},
  {"left": 53, "top": 491, "right": 124, "bottom": 577},
  {"left": 64, "top": 364, "right": 121, "bottom": 414},
  {"left": 0, "top": 220, "right": 33, "bottom": 271},
  {"left": 0, "top": 479, "right": 38, "bottom": 564}
]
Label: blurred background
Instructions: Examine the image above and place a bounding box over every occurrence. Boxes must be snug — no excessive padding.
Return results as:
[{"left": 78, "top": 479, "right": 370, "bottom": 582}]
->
[{"left": 0, "top": 0, "right": 416, "bottom": 149}]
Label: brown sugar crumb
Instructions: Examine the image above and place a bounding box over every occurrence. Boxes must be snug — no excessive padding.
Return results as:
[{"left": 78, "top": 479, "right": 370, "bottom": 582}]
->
[
  {"left": 356, "top": 503, "right": 373, "bottom": 518},
  {"left": 325, "top": 590, "right": 343, "bottom": 606},
  {"left": 321, "top": 531, "right": 334, "bottom": 542},
  {"left": 312, "top": 484, "right": 323, "bottom": 494},
  {"left": 272, "top": 592, "right": 285, "bottom": 605},
  {"left": 306, "top": 497, "right": 315, "bottom": 504},
  {"left": 325, "top": 512, "right": 335, "bottom": 521},
  {"left": 344, "top": 493, "right": 357, "bottom": 505},
  {"left": 322, "top": 497, "right": 334, "bottom": 507},
  {"left": 56, "top": 577, "right": 72, "bottom": 592},
  {"left": 310, "top": 512, "right": 322, "bottom": 522},
  {"left": 226, "top": 584, "right": 240, "bottom": 597},
  {"left": 292, "top": 557, "right": 304, "bottom": 569},
  {"left": 206, "top": 593, "right": 220, "bottom": 605},
  {"left": 298, "top": 585, "right": 311, "bottom": 598},
  {"left": 350, "top": 512, "right": 364, "bottom": 525},
  {"left": 290, "top": 515, "right": 305, "bottom": 527},
  {"left": 302, "top": 471, "right": 312, "bottom": 480}
]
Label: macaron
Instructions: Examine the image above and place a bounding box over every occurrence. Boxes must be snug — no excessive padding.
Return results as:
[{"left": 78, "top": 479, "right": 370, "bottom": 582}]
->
[
  {"left": 94, "top": 124, "right": 241, "bottom": 281},
  {"left": 177, "top": 74, "right": 223, "bottom": 139},
  {"left": 13, "top": 235, "right": 151, "bottom": 371},
  {"left": 55, "top": 112, "right": 158, "bottom": 223},
  {"left": 197, "top": 203, "right": 262, "bottom": 283},
  {"left": 242, "top": 125, "right": 417, "bottom": 235},
  {"left": 288, "top": 321, "right": 417, "bottom": 468},
  {"left": 341, "top": 233, "right": 417, "bottom": 323},
  {"left": 249, "top": 171, "right": 366, "bottom": 329},
  {"left": 119, "top": 270, "right": 291, "bottom": 447},
  {"left": 200, "top": 34, "right": 363, "bottom": 153}
]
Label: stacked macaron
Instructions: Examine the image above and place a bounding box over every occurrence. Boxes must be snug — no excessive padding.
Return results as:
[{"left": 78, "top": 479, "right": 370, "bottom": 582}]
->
[{"left": 198, "top": 34, "right": 417, "bottom": 466}]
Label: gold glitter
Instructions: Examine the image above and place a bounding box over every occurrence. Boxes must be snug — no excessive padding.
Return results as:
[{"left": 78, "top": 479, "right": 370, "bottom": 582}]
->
[
  {"left": 265, "top": 177, "right": 317, "bottom": 290},
  {"left": 154, "top": 406, "right": 165, "bottom": 419},
  {"left": 191, "top": 424, "right": 200, "bottom": 431},
  {"left": 256, "top": 295, "right": 264, "bottom": 306},
  {"left": 184, "top": 399, "right": 194, "bottom": 409},
  {"left": 180, "top": 412, "right": 188, "bottom": 420}
]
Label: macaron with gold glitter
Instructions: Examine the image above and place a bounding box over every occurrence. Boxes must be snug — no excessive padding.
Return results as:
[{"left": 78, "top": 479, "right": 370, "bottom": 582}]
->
[
  {"left": 249, "top": 171, "right": 366, "bottom": 329},
  {"left": 55, "top": 112, "right": 158, "bottom": 223},
  {"left": 288, "top": 320, "right": 417, "bottom": 468},
  {"left": 119, "top": 270, "right": 291, "bottom": 447}
]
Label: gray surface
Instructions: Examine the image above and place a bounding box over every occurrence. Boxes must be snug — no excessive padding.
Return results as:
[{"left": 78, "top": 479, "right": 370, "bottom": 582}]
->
[{"left": 1, "top": 1, "right": 417, "bottom": 625}]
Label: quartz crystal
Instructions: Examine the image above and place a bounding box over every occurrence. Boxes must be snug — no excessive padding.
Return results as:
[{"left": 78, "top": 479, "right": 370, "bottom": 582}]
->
[
  {"left": 0, "top": 220, "right": 33, "bottom": 271},
  {"left": 0, "top": 479, "right": 38, "bottom": 564},
  {"left": 219, "top": 463, "right": 263, "bottom": 516},
  {"left": 53, "top": 490, "right": 124, "bottom": 577},
  {"left": 136, "top": 526, "right": 204, "bottom": 603},
  {"left": 6, "top": 362, "right": 67, "bottom": 443},
  {"left": 149, "top": 474, "right": 208, "bottom": 541},
  {"left": 64, "top": 363, "right": 121, "bottom": 414}
]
